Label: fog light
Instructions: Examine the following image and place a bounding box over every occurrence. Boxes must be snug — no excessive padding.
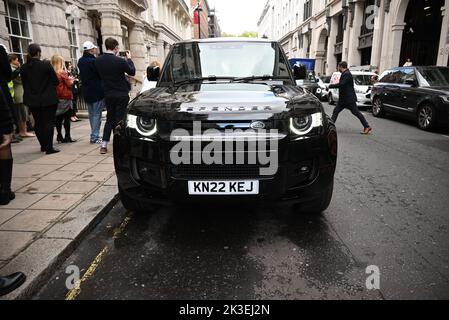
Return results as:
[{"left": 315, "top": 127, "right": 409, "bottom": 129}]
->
[{"left": 300, "top": 166, "right": 310, "bottom": 173}]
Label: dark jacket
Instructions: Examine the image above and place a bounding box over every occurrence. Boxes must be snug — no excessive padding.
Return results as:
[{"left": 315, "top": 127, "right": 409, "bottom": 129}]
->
[
  {"left": 147, "top": 66, "right": 160, "bottom": 82},
  {"left": 95, "top": 53, "right": 136, "bottom": 98},
  {"left": 21, "top": 58, "right": 59, "bottom": 107},
  {"left": 329, "top": 70, "right": 357, "bottom": 105},
  {"left": 0, "top": 45, "right": 13, "bottom": 135},
  {"left": 78, "top": 52, "right": 104, "bottom": 103}
]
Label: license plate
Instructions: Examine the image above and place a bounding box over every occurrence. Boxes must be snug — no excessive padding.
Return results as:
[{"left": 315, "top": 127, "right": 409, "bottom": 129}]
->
[{"left": 188, "top": 181, "right": 259, "bottom": 195}]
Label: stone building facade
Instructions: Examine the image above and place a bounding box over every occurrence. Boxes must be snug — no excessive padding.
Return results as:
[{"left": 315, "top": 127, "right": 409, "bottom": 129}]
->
[
  {"left": 0, "top": 0, "right": 192, "bottom": 92},
  {"left": 145, "top": 0, "right": 192, "bottom": 63},
  {"left": 258, "top": 0, "right": 449, "bottom": 76}
]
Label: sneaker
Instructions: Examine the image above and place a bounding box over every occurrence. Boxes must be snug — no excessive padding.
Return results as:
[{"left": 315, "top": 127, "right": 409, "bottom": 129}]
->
[
  {"left": 361, "top": 127, "right": 373, "bottom": 135},
  {"left": 90, "top": 139, "right": 103, "bottom": 144},
  {"left": 100, "top": 147, "right": 108, "bottom": 154}
]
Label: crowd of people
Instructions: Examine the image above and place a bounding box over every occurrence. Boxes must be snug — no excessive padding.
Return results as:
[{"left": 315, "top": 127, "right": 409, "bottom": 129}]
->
[
  {"left": 0, "top": 37, "right": 161, "bottom": 296},
  {"left": 0, "top": 36, "right": 161, "bottom": 208}
]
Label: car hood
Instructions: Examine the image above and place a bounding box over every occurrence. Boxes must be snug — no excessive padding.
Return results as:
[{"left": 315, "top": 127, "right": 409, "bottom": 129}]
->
[{"left": 131, "top": 82, "right": 321, "bottom": 121}]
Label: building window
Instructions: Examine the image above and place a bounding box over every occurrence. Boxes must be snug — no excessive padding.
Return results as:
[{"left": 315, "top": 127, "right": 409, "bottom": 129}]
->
[
  {"left": 4, "top": 0, "right": 32, "bottom": 62},
  {"left": 121, "top": 25, "right": 130, "bottom": 50},
  {"left": 304, "top": 0, "right": 312, "bottom": 21},
  {"left": 66, "top": 15, "right": 79, "bottom": 67},
  {"left": 299, "top": 34, "right": 304, "bottom": 49}
]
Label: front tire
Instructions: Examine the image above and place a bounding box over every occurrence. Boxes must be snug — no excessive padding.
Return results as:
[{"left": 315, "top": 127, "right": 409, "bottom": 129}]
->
[
  {"left": 417, "top": 104, "right": 437, "bottom": 131},
  {"left": 296, "top": 181, "right": 334, "bottom": 215},
  {"left": 372, "top": 97, "right": 385, "bottom": 117},
  {"left": 119, "top": 186, "right": 157, "bottom": 214}
]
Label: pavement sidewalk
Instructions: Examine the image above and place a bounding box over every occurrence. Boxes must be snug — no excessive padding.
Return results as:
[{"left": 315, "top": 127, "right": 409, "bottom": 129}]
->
[{"left": 0, "top": 119, "right": 119, "bottom": 299}]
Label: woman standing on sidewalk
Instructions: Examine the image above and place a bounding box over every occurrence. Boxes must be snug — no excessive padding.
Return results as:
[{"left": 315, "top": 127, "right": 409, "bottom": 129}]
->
[
  {"left": 51, "top": 55, "right": 76, "bottom": 143},
  {"left": 9, "top": 54, "right": 35, "bottom": 138},
  {"left": 21, "top": 44, "right": 60, "bottom": 154}
]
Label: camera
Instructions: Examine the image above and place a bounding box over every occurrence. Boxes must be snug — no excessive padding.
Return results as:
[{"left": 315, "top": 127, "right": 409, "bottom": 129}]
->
[{"left": 119, "top": 51, "right": 129, "bottom": 59}]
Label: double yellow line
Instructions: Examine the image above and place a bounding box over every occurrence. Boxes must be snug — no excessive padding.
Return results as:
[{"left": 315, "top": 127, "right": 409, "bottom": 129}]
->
[{"left": 65, "top": 214, "right": 133, "bottom": 300}]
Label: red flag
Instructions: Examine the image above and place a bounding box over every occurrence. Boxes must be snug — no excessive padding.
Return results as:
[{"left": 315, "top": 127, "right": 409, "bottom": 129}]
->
[{"left": 194, "top": 9, "right": 199, "bottom": 24}]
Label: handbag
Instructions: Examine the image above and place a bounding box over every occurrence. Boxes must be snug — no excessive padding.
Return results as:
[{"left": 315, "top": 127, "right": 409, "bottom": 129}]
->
[{"left": 56, "top": 99, "right": 72, "bottom": 117}]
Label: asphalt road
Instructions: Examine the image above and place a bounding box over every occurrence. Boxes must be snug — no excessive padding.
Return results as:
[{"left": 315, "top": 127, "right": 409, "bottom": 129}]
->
[{"left": 35, "top": 103, "right": 449, "bottom": 300}]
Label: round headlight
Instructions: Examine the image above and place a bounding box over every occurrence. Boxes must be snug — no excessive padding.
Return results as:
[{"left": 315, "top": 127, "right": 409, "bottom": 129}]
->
[
  {"left": 293, "top": 115, "right": 312, "bottom": 131},
  {"left": 138, "top": 117, "right": 155, "bottom": 131},
  {"left": 134, "top": 117, "right": 157, "bottom": 136},
  {"left": 290, "top": 113, "right": 323, "bottom": 136}
]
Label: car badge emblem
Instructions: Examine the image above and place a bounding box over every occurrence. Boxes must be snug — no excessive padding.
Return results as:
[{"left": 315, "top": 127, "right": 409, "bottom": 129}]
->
[{"left": 250, "top": 121, "right": 266, "bottom": 130}]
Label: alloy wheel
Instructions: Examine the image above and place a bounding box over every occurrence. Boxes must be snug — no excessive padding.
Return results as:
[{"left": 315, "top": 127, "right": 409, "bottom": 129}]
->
[
  {"left": 372, "top": 98, "right": 384, "bottom": 117},
  {"left": 418, "top": 105, "right": 434, "bottom": 129}
]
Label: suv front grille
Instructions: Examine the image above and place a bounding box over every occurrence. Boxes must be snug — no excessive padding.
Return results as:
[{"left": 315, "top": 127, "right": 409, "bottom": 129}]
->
[{"left": 170, "top": 165, "right": 270, "bottom": 180}]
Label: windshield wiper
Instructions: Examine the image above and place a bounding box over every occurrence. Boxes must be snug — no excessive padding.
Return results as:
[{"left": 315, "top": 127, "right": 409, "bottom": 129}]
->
[
  {"left": 231, "top": 75, "right": 289, "bottom": 83},
  {"left": 173, "top": 76, "right": 234, "bottom": 86}
]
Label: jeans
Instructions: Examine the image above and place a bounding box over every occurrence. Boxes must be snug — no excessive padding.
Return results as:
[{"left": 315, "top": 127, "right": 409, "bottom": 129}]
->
[
  {"left": 331, "top": 101, "right": 370, "bottom": 129},
  {"left": 102, "top": 96, "right": 129, "bottom": 142},
  {"left": 87, "top": 100, "right": 104, "bottom": 142}
]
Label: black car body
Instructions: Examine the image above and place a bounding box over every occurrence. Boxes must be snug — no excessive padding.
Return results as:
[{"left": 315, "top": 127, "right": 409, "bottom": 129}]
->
[
  {"left": 371, "top": 66, "right": 449, "bottom": 130},
  {"left": 114, "top": 38, "right": 338, "bottom": 213}
]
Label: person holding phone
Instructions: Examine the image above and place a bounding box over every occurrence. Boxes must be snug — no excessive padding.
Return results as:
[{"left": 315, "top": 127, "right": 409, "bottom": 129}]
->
[{"left": 95, "top": 38, "right": 135, "bottom": 154}]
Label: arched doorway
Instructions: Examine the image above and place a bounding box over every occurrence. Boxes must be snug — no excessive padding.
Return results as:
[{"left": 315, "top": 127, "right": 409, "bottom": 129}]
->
[
  {"left": 400, "top": 0, "right": 444, "bottom": 66},
  {"left": 315, "top": 28, "right": 328, "bottom": 75}
]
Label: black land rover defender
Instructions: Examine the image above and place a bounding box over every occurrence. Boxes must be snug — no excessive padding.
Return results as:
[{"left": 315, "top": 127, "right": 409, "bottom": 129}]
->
[{"left": 114, "top": 38, "right": 338, "bottom": 214}]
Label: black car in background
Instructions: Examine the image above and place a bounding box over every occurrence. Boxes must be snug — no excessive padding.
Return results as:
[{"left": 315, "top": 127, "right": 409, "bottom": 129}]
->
[
  {"left": 371, "top": 66, "right": 449, "bottom": 130},
  {"left": 114, "top": 38, "right": 338, "bottom": 214}
]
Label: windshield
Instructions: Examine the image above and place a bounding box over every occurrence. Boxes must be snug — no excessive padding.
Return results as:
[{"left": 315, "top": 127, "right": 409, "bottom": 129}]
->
[
  {"left": 353, "top": 74, "right": 374, "bottom": 86},
  {"left": 160, "top": 41, "right": 293, "bottom": 85},
  {"left": 417, "top": 67, "right": 449, "bottom": 87}
]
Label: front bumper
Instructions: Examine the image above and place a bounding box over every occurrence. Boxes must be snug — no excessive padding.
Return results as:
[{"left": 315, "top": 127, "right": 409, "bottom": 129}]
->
[
  {"left": 356, "top": 93, "right": 372, "bottom": 107},
  {"left": 113, "top": 127, "right": 337, "bottom": 206}
]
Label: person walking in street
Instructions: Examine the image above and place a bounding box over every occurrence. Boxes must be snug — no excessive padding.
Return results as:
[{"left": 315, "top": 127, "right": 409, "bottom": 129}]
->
[
  {"left": 328, "top": 61, "right": 373, "bottom": 135},
  {"left": 78, "top": 41, "right": 104, "bottom": 144},
  {"left": 0, "top": 43, "right": 16, "bottom": 205},
  {"left": 21, "top": 44, "right": 60, "bottom": 154},
  {"left": 95, "top": 37, "right": 136, "bottom": 154},
  {"left": 9, "top": 54, "right": 34, "bottom": 138},
  {"left": 51, "top": 55, "right": 76, "bottom": 143}
]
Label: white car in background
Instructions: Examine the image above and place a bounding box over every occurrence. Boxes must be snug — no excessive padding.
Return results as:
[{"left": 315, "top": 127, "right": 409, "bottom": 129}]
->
[
  {"left": 328, "top": 70, "right": 376, "bottom": 108},
  {"left": 316, "top": 76, "right": 331, "bottom": 101}
]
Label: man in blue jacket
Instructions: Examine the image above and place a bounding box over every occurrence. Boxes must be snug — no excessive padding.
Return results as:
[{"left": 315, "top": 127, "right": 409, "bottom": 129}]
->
[
  {"left": 95, "top": 37, "right": 136, "bottom": 154},
  {"left": 78, "top": 41, "right": 104, "bottom": 144},
  {"left": 328, "top": 61, "right": 373, "bottom": 135}
]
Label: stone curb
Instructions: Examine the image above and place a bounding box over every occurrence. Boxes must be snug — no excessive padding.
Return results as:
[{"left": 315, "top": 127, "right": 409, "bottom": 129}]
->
[{"left": 0, "top": 188, "right": 119, "bottom": 300}]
